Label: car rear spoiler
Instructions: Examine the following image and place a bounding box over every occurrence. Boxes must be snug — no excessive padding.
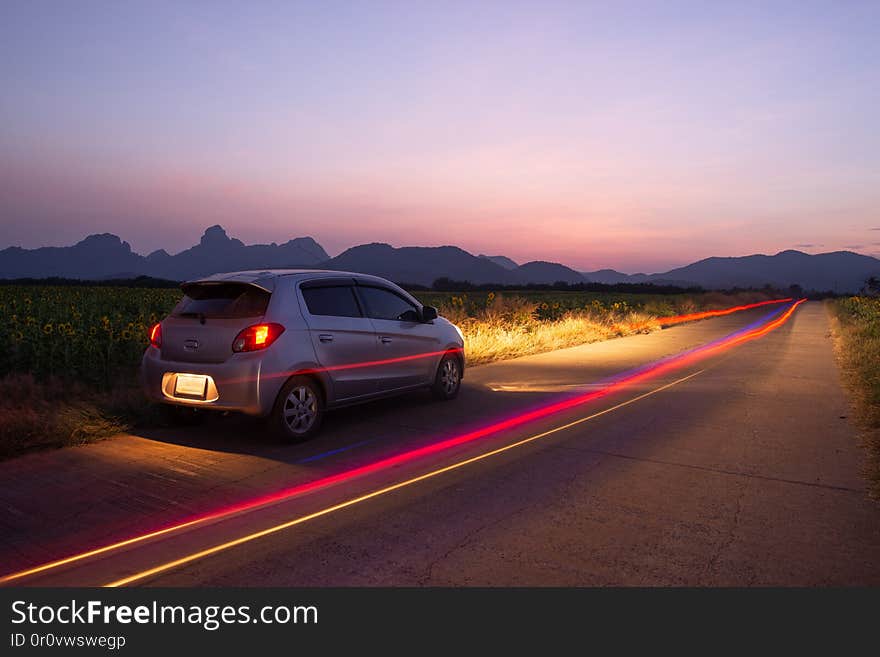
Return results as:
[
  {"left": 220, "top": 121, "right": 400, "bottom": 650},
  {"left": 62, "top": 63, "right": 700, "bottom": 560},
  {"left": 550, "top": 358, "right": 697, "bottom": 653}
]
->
[{"left": 181, "top": 279, "right": 274, "bottom": 294}]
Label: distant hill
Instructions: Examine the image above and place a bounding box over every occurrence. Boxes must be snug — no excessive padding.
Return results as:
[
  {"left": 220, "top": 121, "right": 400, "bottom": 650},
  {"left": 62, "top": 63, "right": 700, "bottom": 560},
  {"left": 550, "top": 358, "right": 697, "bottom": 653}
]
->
[
  {"left": 0, "top": 229, "right": 590, "bottom": 287},
  {"left": 143, "top": 225, "right": 328, "bottom": 280},
  {"left": 0, "top": 234, "right": 148, "bottom": 279},
  {"left": 582, "top": 268, "right": 650, "bottom": 284},
  {"left": 326, "top": 246, "right": 589, "bottom": 286},
  {"left": 2, "top": 228, "right": 878, "bottom": 292},
  {"left": 325, "top": 243, "right": 520, "bottom": 286},
  {"left": 516, "top": 261, "right": 584, "bottom": 284},
  {"left": 0, "top": 225, "right": 328, "bottom": 282},
  {"left": 653, "top": 250, "right": 879, "bottom": 293},
  {"left": 582, "top": 251, "right": 880, "bottom": 293},
  {"left": 478, "top": 254, "right": 518, "bottom": 270}
]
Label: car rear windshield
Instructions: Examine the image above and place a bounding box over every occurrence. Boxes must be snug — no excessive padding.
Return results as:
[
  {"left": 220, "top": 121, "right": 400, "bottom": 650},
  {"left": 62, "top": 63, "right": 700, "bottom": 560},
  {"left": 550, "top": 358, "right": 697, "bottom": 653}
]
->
[{"left": 173, "top": 283, "right": 271, "bottom": 318}]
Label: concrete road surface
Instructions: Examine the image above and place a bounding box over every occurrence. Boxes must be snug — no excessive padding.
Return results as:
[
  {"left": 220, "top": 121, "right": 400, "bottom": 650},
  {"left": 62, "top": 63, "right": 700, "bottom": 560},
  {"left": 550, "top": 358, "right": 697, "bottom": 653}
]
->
[{"left": 1, "top": 301, "right": 878, "bottom": 586}]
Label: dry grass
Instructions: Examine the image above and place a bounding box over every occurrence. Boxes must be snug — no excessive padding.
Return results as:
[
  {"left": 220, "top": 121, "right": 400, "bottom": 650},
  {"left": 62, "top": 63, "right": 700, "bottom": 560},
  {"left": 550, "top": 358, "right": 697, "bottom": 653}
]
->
[
  {"left": 442, "top": 291, "right": 768, "bottom": 366},
  {"left": 0, "top": 373, "right": 157, "bottom": 459},
  {"left": 460, "top": 305, "right": 659, "bottom": 365},
  {"left": 828, "top": 297, "right": 880, "bottom": 497}
]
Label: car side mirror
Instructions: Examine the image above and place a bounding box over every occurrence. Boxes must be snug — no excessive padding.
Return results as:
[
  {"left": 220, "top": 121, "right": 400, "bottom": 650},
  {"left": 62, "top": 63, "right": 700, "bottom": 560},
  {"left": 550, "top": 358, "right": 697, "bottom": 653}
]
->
[{"left": 421, "top": 306, "right": 438, "bottom": 322}]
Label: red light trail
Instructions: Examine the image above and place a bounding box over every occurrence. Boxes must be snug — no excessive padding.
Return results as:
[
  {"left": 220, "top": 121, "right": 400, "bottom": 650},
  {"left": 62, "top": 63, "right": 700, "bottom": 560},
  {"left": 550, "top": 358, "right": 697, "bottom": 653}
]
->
[
  {"left": 224, "top": 298, "right": 792, "bottom": 384},
  {"left": 295, "top": 347, "right": 464, "bottom": 375},
  {"left": 656, "top": 298, "right": 792, "bottom": 326},
  {"left": 0, "top": 298, "right": 804, "bottom": 585}
]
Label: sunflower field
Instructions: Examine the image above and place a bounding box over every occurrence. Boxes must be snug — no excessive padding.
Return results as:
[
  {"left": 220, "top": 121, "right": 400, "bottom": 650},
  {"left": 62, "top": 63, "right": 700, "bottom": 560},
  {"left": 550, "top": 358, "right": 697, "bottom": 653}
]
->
[{"left": 0, "top": 285, "right": 181, "bottom": 388}]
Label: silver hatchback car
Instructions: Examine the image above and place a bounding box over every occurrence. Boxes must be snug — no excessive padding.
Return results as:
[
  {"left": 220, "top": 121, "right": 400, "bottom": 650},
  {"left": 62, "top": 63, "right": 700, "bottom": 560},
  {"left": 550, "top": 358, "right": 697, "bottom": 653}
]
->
[{"left": 142, "top": 270, "right": 465, "bottom": 440}]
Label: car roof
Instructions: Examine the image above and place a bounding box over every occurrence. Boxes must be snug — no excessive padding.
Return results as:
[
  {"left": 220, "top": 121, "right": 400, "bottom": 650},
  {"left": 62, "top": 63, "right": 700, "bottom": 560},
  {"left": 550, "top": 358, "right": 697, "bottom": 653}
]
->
[{"left": 185, "top": 269, "right": 404, "bottom": 293}]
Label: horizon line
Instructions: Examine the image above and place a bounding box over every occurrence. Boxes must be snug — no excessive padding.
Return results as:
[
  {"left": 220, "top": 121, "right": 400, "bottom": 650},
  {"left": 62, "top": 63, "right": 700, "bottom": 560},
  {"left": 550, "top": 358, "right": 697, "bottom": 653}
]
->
[{"left": 1, "top": 224, "right": 877, "bottom": 278}]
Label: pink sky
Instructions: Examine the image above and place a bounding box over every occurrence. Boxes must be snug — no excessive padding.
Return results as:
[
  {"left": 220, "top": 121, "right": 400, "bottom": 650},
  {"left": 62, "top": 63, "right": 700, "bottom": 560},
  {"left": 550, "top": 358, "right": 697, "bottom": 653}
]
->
[{"left": 2, "top": 2, "right": 879, "bottom": 273}]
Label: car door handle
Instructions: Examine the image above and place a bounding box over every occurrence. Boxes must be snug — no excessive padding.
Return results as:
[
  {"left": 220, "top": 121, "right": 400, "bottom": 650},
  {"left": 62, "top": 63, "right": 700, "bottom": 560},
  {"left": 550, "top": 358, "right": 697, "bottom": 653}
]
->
[
  {"left": 318, "top": 334, "right": 334, "bottom": 343},
  {"left": 380, "top": 336, "right": 392, "bottom": 344}
]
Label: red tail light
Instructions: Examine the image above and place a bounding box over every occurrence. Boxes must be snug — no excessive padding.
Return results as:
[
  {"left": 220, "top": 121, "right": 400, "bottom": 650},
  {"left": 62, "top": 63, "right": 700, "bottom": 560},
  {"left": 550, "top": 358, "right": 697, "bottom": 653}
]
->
[
  {"left": 232, "top": 323, "right": 285, "bottom": 353},
  {"left": 149, "top": 322, "right": 162, "bottom": 348}
]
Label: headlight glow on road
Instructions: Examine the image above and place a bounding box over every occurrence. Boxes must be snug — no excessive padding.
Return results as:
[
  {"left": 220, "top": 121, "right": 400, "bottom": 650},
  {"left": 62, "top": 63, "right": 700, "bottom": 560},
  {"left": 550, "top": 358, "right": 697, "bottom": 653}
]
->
[{"left": 0, "top": 299, "right": 804, "bottom": 586}]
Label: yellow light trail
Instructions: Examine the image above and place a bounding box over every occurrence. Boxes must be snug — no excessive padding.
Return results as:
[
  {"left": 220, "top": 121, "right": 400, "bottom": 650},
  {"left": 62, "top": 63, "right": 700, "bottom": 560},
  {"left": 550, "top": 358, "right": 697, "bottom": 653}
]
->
[
  {"left": 0, "top": 298, "right": 803, "bottom": 586},
  {"left": 105, "top": 369, "right": 706, "bottom": 587}
]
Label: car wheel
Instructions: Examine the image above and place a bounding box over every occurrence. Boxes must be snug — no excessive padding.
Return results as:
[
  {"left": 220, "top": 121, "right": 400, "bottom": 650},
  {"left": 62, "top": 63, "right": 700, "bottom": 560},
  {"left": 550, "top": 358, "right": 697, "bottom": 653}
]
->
[
  {"left": 271, "top": 376, "right": 324, "bottom": 441},
  {"left": 432, "top": 353, "right": 461, "bottom": 400}
]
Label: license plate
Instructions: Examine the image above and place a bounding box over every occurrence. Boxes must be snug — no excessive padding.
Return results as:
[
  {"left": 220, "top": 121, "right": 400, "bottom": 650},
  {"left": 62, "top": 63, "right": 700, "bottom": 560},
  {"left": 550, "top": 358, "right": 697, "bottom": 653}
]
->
[{"left": 174, "top": 374, "right": 208, "bottom": 398}]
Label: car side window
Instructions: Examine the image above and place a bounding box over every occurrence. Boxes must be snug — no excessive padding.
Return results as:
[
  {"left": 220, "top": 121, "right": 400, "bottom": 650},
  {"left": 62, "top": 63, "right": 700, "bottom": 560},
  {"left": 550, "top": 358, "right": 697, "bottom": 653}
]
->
[
  {"left": 301, "top": 285, "right": 362, "bottom": 318},
  {"left": 358, "top": 286, "right": 419, "bottom": 322}
]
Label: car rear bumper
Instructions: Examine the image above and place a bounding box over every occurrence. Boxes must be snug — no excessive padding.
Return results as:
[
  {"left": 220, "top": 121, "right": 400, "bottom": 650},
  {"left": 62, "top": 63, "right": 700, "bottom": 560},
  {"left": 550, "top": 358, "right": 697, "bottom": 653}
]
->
[{"left": 141, "top": 346, "right": 278, "bottom": 416}]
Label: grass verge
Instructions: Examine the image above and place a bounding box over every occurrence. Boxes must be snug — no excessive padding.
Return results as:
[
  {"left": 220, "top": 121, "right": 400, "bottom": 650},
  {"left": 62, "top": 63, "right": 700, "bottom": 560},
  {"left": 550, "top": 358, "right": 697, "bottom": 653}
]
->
[
  {"left": 0, "top": 373, "right": 159, "bottom": 460},
  {"left": 828, "top": 297, "right": 880, "bottom": 498},
  {"left": 441, "top": 290, "right": 775, "bottom": 366}
]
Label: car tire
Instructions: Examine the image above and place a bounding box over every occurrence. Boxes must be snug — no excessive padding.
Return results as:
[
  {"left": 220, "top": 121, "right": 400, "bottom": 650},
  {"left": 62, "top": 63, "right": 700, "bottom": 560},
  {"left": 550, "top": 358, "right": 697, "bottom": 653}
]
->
[
  {"left": 271, "top": 376, "right": 324, "bottom": 441},
  {"left": 431, "top": 353, "right": 462, "bottom": 400}
]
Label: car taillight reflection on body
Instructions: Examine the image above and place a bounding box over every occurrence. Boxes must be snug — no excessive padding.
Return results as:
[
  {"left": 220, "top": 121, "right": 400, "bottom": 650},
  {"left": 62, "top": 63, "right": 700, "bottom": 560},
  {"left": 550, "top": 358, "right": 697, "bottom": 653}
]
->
[{"left": 149, "top": 322, "right": 162, "bottom": 348}]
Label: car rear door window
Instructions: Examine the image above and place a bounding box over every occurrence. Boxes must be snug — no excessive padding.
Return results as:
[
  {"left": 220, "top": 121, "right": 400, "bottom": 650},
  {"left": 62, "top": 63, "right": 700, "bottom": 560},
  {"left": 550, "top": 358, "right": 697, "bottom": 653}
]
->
[
  {"left": 358, "top": 286, "right": 419, "bottom": 321},
  {"left": 301, "top": 285, "right": 362, "bottom": 317}
]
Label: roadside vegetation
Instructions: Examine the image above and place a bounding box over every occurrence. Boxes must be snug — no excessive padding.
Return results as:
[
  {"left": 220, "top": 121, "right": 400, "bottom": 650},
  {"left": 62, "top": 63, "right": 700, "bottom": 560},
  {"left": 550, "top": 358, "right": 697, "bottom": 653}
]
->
[
  {"left": 423, "top": 290, "right": 777, "bottom": 366},
  {"left": 829, "top": 296, "right": 880, "bottom": 497},
  {"left": 0, "top": 283, "right": 779, "bottom": 458}
]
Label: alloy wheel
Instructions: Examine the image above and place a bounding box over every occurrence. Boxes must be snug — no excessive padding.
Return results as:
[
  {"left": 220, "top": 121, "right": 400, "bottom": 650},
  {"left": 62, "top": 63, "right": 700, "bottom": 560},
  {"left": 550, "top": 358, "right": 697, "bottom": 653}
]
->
[
  {"left": 283, "top": 385, "right": 318, "bottom": 434},
  {"left": 440, "top": 359, "right": 460, "bottom": 395}
]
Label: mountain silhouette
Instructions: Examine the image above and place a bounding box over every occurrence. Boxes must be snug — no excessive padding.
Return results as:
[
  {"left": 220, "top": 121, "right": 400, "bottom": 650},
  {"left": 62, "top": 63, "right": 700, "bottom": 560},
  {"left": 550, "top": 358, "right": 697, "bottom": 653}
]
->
[
  {"left": 1, "top": 228, "right": 878, "bottom": 292},
  {"left": 324, "top": 246, "right": 587, "bottom": 286},
  {"left": 478, "top": 254, "right": 518, "bottom": 270},
  {"left": 516, "top": 261, "right": 584, "bottom": 284},
  {"left": 0, "top": 234, "right": 147, "bottom": 279},
  {"left": 145, "top": 225, "right": 329, "bottom": 280},
  {"left": 325, "top": 243, "right": 520, "bottom": 286},
  {"left": 654, "top": 250, "right": 879, "bottom": 293},
  {"left": 580, "top": 251, "right": 880, "bottom": 292},
  {"left": 582, "top": 269, "right": 650, "bottom": 284},
  {"left": 0, "top": 226, "right": 328, "bottom": 281}
]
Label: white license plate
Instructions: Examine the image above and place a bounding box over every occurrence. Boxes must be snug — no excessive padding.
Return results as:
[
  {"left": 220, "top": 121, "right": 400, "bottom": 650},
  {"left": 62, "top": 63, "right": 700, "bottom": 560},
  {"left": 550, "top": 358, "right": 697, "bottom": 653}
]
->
[{"left": 174, "top": 374, "right": 208, "bottom": 398}]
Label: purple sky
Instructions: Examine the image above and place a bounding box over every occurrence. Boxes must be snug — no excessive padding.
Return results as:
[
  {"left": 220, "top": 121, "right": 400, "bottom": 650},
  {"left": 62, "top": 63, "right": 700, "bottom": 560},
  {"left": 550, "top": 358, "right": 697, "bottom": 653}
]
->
[{"left": 2, "top": 1, "right": 879, "bottom": 273}]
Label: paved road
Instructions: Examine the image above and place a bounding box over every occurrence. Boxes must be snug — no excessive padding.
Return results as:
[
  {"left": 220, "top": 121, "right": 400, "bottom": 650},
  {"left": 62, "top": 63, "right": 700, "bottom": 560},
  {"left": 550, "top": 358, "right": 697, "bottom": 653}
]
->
[{"left": 2, "top": 301, "right": 878, "bottom": 585}]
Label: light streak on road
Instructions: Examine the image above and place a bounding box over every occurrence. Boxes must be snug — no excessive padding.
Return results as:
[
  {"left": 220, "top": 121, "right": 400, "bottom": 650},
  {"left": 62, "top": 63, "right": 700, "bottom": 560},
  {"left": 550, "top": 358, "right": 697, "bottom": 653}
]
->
[
  {"left": 656, "top": 298, "right": 792, "bottom": 325},
  {"left": 105, "top": 370, "right": 708, "bottom": 587},
  {"left": 220, "top": 299, "right": 792, "bottom": 384},
  {"left": 0, "top": 299, "right": 804, "bottom": 586}
]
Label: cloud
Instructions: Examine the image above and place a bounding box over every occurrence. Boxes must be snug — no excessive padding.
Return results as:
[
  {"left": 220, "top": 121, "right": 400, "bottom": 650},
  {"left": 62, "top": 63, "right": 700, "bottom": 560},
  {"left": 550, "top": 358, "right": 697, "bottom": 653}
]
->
[
  {"left": 793, "top": 243, "right": 822, "bottom": 248},
  {"left": 871, "top": 227, "right": 880, "bottom": 231},
  {"left": 843, "top": 244, "right": 865, "bottom": 249}
]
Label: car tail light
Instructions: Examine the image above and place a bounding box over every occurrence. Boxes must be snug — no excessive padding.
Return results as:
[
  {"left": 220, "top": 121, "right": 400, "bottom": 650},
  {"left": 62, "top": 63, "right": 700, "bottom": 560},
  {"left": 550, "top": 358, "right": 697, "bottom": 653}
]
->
[
  {"left": 232, "top": 323, "right": 285, "bottom": 353},
  {"left": 149, "top": 322, "right": 162, "bottom": 348}
]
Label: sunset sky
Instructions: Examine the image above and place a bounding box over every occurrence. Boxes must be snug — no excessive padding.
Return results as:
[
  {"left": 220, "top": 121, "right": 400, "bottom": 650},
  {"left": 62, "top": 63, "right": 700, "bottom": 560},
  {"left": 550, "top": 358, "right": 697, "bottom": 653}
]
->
[{"left": 2, "top": 1, "right": 879, "bottom": 273}]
